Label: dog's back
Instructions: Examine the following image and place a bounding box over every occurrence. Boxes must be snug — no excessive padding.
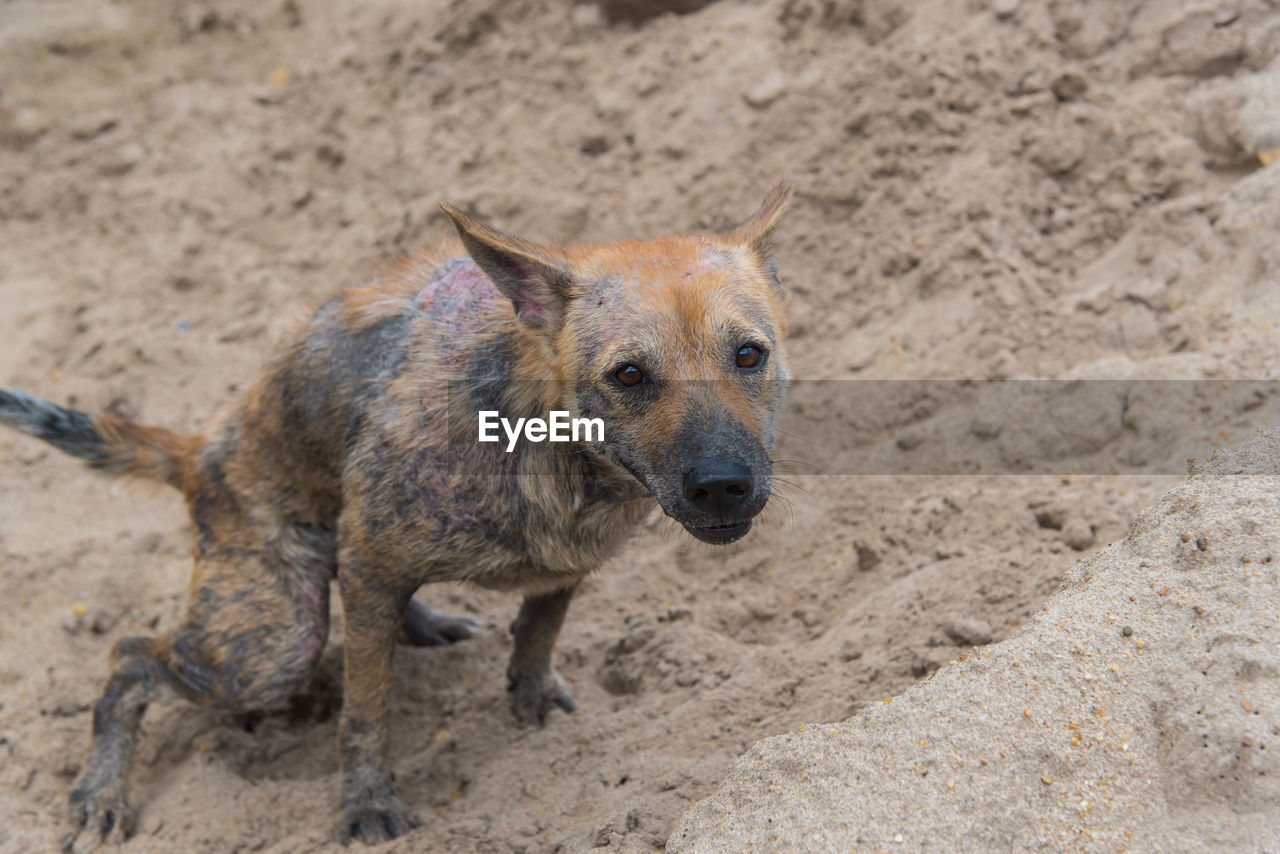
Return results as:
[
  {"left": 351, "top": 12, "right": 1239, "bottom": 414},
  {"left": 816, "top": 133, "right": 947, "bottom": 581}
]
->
[{"left": 2, "top": 184, "right": 796, "bottom": 849}]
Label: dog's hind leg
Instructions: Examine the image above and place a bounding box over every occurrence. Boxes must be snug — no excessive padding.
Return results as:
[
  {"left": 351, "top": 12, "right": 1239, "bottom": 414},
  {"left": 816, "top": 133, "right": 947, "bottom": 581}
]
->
[
  {"left": 399, "top": 596, "right": 485, "bottom": 647},
  {"left": 65, "top": 537, "right": 332, "bottom": 852},
  {"left": 64, "top": 637, "right": 168, "bottom": 851}
]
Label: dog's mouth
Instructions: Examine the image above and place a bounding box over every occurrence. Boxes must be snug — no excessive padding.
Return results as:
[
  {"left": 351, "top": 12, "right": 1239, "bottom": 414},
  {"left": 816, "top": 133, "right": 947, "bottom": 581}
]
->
[{"left": 684, "top": 519, "right": 752, "bottom": 545}]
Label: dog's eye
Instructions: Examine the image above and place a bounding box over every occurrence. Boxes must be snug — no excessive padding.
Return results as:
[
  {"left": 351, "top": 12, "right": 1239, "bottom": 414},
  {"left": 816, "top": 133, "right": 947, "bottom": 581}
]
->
[
  {"left": 735, "top": 344, "right": 763, "bottom": 369},
  {"left": 615, "top": 364, "right": 645, "bottom": 387}
]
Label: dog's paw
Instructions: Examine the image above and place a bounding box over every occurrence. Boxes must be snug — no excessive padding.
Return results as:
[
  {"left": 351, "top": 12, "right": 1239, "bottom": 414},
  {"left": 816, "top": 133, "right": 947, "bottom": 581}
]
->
[
  {"left": 63, "top": 778, "right": 133, "bottom": 853},
  {"left": 400, "top": 599, "right": 487, "bottom": 647},
  {"left": 509, "top": 670, "right": 577, "bottom": 726},
  {"left": 335, "top": 796, "right": 417, "bottom": 847}
]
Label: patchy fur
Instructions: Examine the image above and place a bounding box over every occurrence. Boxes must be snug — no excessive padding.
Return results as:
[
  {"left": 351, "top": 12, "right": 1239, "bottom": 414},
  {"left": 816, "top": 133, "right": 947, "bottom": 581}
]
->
[{"left": 1, "top": 182, "right": 793, "bottom": 848}]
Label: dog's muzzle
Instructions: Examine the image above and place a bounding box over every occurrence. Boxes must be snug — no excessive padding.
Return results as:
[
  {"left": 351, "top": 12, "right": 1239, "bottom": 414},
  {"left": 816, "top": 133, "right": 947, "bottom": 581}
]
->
[{"left": 678, "top": 461, "right": 761, "bottom": 545}]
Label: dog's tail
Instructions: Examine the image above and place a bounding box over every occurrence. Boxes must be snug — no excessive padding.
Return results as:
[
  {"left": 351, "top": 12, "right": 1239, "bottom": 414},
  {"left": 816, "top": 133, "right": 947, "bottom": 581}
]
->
[{"left": 0, "top": 388, "right": 192, "bottom": 489}]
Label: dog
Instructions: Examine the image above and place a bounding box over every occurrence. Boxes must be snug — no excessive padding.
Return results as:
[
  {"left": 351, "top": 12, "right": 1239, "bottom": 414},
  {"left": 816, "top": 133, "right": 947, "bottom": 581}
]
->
[{"left": 0, "top": 181, "right": 794, "bottom": 848}]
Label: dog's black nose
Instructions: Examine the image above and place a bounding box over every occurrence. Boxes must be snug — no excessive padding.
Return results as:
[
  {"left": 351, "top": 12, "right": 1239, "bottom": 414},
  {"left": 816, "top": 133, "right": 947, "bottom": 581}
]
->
[{"left": 683, "top": 462, "right": 753, "bottom": 515}]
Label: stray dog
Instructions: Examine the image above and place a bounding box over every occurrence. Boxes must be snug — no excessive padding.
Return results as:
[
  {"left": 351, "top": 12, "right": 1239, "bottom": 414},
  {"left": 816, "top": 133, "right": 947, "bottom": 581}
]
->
[{"left": 0, "top": 181, "right": 793, "bottom": 848}]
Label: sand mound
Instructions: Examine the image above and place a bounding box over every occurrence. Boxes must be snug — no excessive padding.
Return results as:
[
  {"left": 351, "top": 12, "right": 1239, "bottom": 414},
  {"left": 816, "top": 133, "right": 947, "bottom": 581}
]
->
[{"left": 670, "top": 429, "right": 1280, "bottom": 852}]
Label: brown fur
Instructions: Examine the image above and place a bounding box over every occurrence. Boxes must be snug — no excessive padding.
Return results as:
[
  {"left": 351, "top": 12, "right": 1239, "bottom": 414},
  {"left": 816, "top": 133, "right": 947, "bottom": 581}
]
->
[{"left": 6, "top": 183, "right": 794, "bottom": 849}]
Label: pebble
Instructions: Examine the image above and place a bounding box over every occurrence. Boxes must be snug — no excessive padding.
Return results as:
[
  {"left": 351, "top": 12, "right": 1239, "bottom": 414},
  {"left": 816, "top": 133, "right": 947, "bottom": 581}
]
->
[
  {"left": 1195, "top": 537, "right": 1207, "bottom": 551},
  {"left": 744, "top": 71, "right": 786, "bottom": 109},
  {"left": 991, "top": 0, "right": 1020, "bottom": 18},
  {"left": 4, "top": 106, "right": 49, "bottom": 147},
  {"left": 571, "top": 3, "right": 607, "bottom": 30},
  {"left": 1063, "top": 519, "right": 1095, "bottom": 552},
  {"left": 971, "top": 418, "right": 1002, "bottom": 440},
  {"left": 100, "top": 141, "right": 145, "bottom": 176},
  {"left": 1051, "top": 72, "right": 1088, "bottom": 102},
  {"left": 1123, "top": 277, "right": 1169, "bottom": 311},
  {"left": 1027, "top": 122, "right": 1085, "bottom": 176},
  {"left": 942, "top": 617, "right": 993, "bottom": 647},
  {"left": 838, "top": 640, "right": 863, "bottom": 661},
  {"left": 178, "top": 3, "right": 219, "bottom": 36},
  {"left": 69, "top": 111, "right": 119, "bottom": 141},
  {"left": 1121, "top": 625, "right": 1132, "bottom": 637}
]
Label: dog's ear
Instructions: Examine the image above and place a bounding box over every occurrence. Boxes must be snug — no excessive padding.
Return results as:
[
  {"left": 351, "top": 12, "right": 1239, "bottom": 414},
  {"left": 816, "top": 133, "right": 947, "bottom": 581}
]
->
[
  {"left": 439, "top": 203, "right": 573, "bottom": 331},
  {"left": 726, "top": 179, "right": 794, "bottom": 265}
]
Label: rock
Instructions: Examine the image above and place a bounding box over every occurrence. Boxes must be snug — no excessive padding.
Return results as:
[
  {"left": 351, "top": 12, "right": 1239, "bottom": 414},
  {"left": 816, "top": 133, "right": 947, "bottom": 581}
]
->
[
  {"left": 895, "top": 430, "right": 925, "bottom": 451},
  {"left": 579, "top": 134, "right": 611, "bottom": 156},
  {"left": 1239, "top": 61, "right": 1280, "bottom": 162},
  {"left": 1154, "top": 9, "right": 1246, "bottom": 79},
  {"left": 1026, "top": 120, "right": 1086, "bottom": 175},
  {"left": 571, "top": 3, "right": 607, "bottom": 31},
  {"left": 1122, "top": 277, "right": 1169, "bottom": 311},
  {"left": 592, "top": 0, "right": 719, "bottom": 24},
  {"left": 669, "top": 429, "right": 1280, "bottom": 852},
  {"left": 1117, "top": 303, "right": 1161, "bottom": 351},
  {"left": 970, "top": 418, "right": 1002, "bottom": 440},
  {"left": 68, "top": 111, "right": 119, "bottom": 141},
  {"left": 941, "top": 617, "right": 993, "bottom": 647},
  {"left": 177, "top": 4, "right": 219, "bottom": 37},
  {"left": 0, "top": 107, "right": 49, "bottom": 149},
  {"left": 1061, "top": 518, "right": 1094, "bottom": 551},
  {"left": 990, "top": 0, "right": 1019, "bottom": 20},
  {"left": 1073, "top": 279, "right": 1115, "bottom": 314},
  {"left": 99, "top": 141, "right": 145, "bottom": 177},
  {"left": 1186, "top": 59, "right": 1280, "bottom": 165},
  {"left": 1050, "top": 72, "right": 1087, "bottom": 101},
  {"left": 744, "top": 71, "right": 787, "bottom": 110}
]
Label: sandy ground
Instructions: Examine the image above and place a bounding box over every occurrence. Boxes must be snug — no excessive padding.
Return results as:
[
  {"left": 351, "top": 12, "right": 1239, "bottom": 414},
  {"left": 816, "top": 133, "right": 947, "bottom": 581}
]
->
[
  {"left": 671, "top": 429, "right": 1280, "bottom": 852},
  {"left": 0, "top": 0, "right": 1276, "bottom": 852}
]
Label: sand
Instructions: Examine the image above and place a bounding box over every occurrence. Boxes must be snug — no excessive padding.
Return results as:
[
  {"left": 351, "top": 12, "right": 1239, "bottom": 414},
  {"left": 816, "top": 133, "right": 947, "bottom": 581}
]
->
[
  {"left": 670, "top": 428, "right": 1280, "bottom": 852},
  {"left": 0, "top": 1, "right": 1277, "bottom": 852}
]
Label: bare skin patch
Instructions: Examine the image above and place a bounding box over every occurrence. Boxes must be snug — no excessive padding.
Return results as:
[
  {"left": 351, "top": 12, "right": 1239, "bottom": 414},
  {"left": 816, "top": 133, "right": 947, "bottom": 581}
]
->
[
  {"left": 415, "top": 258, "right": 502, "bottom": 321},
  {"left": 415, "top": 258, "right": 504, "bottom": 370},
  {"left": 2, "top": 183, "right": 793, "bottom": 851}
]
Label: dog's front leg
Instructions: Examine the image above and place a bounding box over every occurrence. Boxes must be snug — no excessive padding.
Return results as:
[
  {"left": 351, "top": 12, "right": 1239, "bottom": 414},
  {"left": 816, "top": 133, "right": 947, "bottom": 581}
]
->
[
  {"left": 335, "top": 570, "right": 417, "bottom": 846},
  {"left": 507, "top": 581, "right": 579, "bottom": 725}
]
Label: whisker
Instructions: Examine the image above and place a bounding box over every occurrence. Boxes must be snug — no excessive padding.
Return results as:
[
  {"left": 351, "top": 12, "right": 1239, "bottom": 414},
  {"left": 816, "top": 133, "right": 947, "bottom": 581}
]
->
[
  {"left": 771, "top": 457, "right": 827, "bottom": 474},
  {"left": 770, "top": 492, "right": 796, "bottom": 528},
  {"left": 658, "top": 515, "right": 682, "bottom": 545},
  {"left": 758, "top": 494, "right": 795, "bottom": 531},
  {"left": 773, "top": 428, "right": 820, "bottom": 445},
  {"left": 774, "top": 477, "right": 818, "bottom": 502}
]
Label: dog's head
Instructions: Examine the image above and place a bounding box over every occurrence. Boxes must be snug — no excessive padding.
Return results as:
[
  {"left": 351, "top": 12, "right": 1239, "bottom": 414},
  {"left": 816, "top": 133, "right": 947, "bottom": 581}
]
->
[{"left": 441, "top": 182, "right": 793, "bottom": 545}]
